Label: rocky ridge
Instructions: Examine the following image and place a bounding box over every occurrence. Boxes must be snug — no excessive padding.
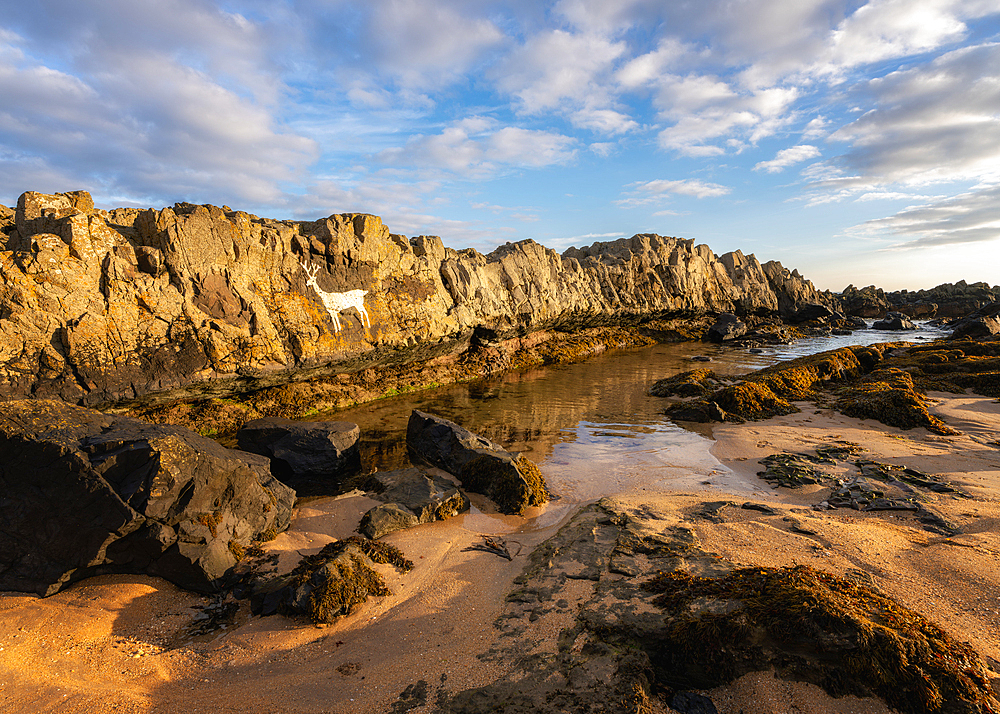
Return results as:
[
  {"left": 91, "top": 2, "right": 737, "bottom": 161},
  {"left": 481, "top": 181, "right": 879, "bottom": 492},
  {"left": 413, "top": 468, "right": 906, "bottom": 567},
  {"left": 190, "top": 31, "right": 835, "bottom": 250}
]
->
[
  {"left": 841, "top": 282, "right": 999, "bottom": 319},
  {"left": 0, "top": 190, "right": 831, "bottom": 409}
]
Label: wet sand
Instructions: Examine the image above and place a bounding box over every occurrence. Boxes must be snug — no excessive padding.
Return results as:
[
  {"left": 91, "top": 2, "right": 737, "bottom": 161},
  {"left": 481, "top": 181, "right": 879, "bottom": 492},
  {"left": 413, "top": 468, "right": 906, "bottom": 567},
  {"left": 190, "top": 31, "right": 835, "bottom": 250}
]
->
[{"left": 2, "top": 391, "right": 999, "bottom": 712}]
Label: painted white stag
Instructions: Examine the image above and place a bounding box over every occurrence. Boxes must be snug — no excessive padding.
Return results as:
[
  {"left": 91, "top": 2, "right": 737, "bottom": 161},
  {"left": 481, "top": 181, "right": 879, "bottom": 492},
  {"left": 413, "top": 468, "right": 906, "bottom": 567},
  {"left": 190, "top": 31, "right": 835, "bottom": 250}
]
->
[{"left": 300, "top": 260, "right": 371, "bottom": 334}]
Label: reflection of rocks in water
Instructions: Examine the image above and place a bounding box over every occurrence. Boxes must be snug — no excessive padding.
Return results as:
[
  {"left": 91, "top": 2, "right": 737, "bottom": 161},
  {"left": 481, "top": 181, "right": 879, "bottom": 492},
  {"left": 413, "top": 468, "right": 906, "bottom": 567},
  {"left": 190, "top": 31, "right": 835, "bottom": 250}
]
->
[{"left": 337, "top": 341, "right": 735, "bottom": 471}]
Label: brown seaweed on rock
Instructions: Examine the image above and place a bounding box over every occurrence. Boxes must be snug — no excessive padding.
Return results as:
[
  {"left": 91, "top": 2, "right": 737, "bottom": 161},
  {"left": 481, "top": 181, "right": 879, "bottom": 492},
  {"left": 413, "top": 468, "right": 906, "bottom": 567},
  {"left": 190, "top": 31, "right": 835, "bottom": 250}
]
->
[
  {"left": 252, "top": 536, "right": 413, "bottom": 623},
  {"left": 646, "top": 564, "right": 998, "bottom": 714},
  {"left": 656, "top": 336, "right": 1000, "bottom": 433}
]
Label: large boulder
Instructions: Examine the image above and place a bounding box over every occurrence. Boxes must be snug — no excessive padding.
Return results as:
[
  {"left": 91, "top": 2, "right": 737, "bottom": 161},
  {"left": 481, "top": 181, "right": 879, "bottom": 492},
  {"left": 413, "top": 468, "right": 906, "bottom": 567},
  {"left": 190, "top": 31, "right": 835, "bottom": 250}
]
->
[
  {"left": 704, "top": 313, "right": 747, "bottom": 342},
  {"left": 0, "top": 400, "right": 295, "bottom": 596},
  {"left": 406, "top": 410, "right": 548, "bottom": 515},
  {"left": 949, "top": 301, "right": 1000, "bottom": 339},
  {"left": 236, "top": 417, "right": 361, "bottom": 495},
  {"left": 359, "top": 467, "right": 469, "bottom": 539},
  {"left": 872, "top": 311, "right": 916, "bottom": 330},
  {"left": 791, "top": 303, "right": 835, "bottom": 323}
]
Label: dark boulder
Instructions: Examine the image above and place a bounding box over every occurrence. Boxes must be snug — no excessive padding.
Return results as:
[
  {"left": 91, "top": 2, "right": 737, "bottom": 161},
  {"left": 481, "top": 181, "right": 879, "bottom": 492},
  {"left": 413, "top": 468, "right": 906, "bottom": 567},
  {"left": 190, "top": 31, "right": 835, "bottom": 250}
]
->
[
  {"left": 237, "top": 417, "right": 361, "bottom": 495},
  {"left": 949, "top": 301, "right": 1000, "bottom": 339},
  {"left": 845, "top": 315, "right": 868, "bottom": 329},
  {"left": 792, "top": 303, "right": 835, "bottom": 323},
  {"left": 406, "top": 410, "right": 548, "bottom": 515},
  {"left": 705, "top": 313, "right": 747, "bottom": 342},
  {"left": 872, "top": 311, "right": 916, "bottom": 330},
  {"left": 358, "top": 467, "right": 469, "bottom": 539},
  {"left": 0, "top": 400, "right": 295, "bottom": 596}
]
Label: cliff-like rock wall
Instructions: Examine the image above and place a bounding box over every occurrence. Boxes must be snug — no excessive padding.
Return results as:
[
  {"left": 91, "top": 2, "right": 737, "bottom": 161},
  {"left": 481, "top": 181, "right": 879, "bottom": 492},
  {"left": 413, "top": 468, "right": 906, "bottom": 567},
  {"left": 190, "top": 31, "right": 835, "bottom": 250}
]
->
[{"left": 0, "top": 191, "right": 829, "bottom": 408}]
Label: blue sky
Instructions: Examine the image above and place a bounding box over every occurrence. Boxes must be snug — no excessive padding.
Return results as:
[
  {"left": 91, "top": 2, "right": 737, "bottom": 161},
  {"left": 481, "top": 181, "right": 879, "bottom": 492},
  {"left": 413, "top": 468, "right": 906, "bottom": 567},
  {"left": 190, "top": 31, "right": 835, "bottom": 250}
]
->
[{"left": 2, "top": 0, "right": 999, "bottom": 291}]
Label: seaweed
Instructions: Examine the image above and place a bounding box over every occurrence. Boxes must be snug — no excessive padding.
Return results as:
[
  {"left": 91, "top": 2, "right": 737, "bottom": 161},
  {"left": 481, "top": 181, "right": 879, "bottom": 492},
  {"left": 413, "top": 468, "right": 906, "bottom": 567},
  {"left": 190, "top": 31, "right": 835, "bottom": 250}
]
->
[
  {"left": 835, "top": 369, "right": 957, "bottom": 435},
  {"left": 645, "top": 565, "right": 998, "bottom": 714},
  {"left": 649, "top": 369, "right": 719, "bottom": 398}
]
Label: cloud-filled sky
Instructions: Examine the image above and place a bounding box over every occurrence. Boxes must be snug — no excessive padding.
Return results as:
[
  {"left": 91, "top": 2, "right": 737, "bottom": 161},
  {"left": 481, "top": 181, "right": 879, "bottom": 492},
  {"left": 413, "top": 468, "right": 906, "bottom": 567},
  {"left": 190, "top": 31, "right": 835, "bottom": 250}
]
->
[{"left": 2, "top": 0, "right": 999, "bottom": 291}]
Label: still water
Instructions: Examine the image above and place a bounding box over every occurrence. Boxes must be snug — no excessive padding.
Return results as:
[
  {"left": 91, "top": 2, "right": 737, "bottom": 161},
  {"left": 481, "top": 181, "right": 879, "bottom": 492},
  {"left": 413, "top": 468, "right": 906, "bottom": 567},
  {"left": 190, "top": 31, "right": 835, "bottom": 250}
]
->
[{"left": 333, "top": 322, "right": 949, "bottom": 506}]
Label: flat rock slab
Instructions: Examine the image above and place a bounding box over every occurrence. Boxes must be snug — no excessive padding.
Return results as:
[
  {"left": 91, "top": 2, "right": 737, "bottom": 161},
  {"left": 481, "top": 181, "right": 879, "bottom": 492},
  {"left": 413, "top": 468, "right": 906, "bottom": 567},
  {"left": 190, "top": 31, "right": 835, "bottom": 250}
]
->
[
  {"left": 358, "top": 467, "right": 469, "bottom": 539},
  {"left": 237, "top": 417, "right": 361, "bottom": 496},
  {"left": 0, "top": 400, "right": 295, "bottom": 596},
  {"left": 406, "top": 410, "right": 548, "bottom": 515}
]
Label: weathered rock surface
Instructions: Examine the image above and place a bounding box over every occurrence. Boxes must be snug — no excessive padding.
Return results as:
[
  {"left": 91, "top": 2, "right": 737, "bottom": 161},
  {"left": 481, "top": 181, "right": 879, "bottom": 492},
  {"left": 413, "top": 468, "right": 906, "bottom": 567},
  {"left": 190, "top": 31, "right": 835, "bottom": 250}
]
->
[
  {"left": 406, "top": 410, "right": 548, "bottom": 515},
  {"left": 949, "top": 302, "right": 1000, "bottom": 339},
  {"left": 872, "top": 311, "right": 916, "bottom": 330},
  {"left": 841, "top": 281, "right": 998, "bottom": 320},
  {"left": 358, "top": 467, "right": 469, "bottom": 539},
  {"left": 704, "top": 312, "right": 746, "bottom": 342},
  {"left": 236, "top": 417, "right": 360, "bottom": 495},
  {"left": 0, "top": 190, "right": 832, "bottom": 408},
  {"left": 0, "top": 400, "right": 295, "bottom": 596},
  {"left": 435, "top": 499, "right": 998, "bottom": 714}
]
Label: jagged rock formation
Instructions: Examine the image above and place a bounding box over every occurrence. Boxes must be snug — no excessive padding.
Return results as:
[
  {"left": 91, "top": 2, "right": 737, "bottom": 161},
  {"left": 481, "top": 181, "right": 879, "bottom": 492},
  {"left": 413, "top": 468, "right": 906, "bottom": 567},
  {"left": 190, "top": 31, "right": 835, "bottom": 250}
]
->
[
  {"left": 0, "top": 190, "right": 830, "bottom": 408},
  {"left": 841, "top": 282, "right": 999, "bottom": 320}
]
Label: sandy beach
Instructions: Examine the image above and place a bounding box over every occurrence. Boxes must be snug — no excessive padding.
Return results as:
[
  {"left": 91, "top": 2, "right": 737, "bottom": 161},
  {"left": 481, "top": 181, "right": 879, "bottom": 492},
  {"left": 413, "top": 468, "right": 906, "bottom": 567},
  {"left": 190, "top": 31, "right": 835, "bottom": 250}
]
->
[{"left": 2, "top": 389, "right": 998, "bottom": 713}]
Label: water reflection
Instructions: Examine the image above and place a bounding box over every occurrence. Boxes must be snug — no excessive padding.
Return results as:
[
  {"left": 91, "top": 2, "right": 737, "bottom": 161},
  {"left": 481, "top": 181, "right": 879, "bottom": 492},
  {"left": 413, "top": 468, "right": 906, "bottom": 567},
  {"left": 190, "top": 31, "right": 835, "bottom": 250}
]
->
[{"left": 331, "top": 322, "right": 949, "bottom": 504}]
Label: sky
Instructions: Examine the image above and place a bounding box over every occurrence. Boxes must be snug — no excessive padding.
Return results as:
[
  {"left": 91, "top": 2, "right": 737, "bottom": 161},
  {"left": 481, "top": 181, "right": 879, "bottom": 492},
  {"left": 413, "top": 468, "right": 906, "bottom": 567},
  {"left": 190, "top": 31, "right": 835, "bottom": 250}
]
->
[{"left": 2, "top": 0, "right": 999, "bottom": 292}]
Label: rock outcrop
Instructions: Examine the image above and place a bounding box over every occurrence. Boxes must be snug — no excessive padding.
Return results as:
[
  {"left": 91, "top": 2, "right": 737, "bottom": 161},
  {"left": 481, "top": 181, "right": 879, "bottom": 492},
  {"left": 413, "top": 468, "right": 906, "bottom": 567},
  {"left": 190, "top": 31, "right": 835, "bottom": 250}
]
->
[
  {"left": 0, "top": 190, "right": 831, "bottom": 408},
  {"left": 236, "top": 417, "right": 361, "bottom": 495},
  {"left": 872, "top": 311, "right": 916, "bottom": 330},
  {"left": 841, "top": 282, "right": 999, "bottom": 320},
  {"left": 0, "top": 399, "right": 295, "bottom": 596},
  {"left": 406, "top": 410, "right": 548, "bottom": 515},
  {"left": 359, "top": 467, "right": 468, "bottom": 539}
]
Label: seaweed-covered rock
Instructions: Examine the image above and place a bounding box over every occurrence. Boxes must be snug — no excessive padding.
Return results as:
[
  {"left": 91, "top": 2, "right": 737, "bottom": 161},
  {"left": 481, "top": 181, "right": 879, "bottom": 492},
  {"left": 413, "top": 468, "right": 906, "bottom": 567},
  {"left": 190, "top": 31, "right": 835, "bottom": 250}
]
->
[
  {"left": 756, "top": 453, "right": 827, "bottom": 487},
  {"left": 236, "top": 417, "right": 361, "bottom": 495},
  {"left": 252, "top": 537, "right": 412, "bottom": 622},
  {"left": 650, "top": 369, "right": 718, "bottom": 398},
  {"left": 406, "top": 410, "right": 548, "bottom": 515},
  {"left": 835, "top": 368, "right": 956, "bottom": 435},
  {"left": 0, "top": 399, "right": 295, "bottom": 596},
  {"left": 647, "top": 564, "right": 996, "bottom": 713},
  {"left": 358, "top": 467, "right": 469, "bottom": 538},
  {"left": 439, "top": 499, "right": 997, "bottom": 714}
]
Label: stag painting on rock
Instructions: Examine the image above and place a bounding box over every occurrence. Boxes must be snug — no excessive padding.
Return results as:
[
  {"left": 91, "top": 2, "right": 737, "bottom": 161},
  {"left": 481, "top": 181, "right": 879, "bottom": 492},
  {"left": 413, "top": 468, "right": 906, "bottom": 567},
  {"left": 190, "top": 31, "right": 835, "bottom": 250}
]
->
[{"left": 300, "top": 260, "right": 371, "bottom": 334}]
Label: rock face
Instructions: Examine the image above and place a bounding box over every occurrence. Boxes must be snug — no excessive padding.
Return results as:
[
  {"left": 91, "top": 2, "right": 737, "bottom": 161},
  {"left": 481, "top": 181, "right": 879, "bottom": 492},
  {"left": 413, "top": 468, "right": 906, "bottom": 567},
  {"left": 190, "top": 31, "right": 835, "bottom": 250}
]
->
[
  {"left": 236, "top": 417, "right": 361, "bottom": 495},
  {"left": 0, "top": 190, "right": 831, "bottom": 408},
  {"left": 0, "top": 400, "right": 295, "bottom": 596},
  {"left": 406, "top": 410, "right": 548, "bottom": 515}
]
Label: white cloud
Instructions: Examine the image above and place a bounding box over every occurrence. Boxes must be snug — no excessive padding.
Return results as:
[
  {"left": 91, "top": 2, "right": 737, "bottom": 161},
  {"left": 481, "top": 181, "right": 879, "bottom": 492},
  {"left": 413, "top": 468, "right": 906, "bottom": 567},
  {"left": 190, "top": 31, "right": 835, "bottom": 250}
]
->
[
  {"left": 827, "top": 43, "right": 1000, "bottom": 187},
  {"left": 377, "top": 118, "right": 577, "bottom": 176},
  {"left": 848, "top": 183, "right": 1000, "bottom": 248},
  {"left": 754, "top": 145, "right": 821, "bottom": 173},
  {"left": 495, "top": 30, "right": 626, "bottom": 114},
  {"left": 365, "top": 0, "right": 505, "bottom": 89},
  {"left": 570, "top": 108, "right": 638, "bottom": 134},
  {"left": 617, "top": 178, "right": 731, "bottom": 207}
]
